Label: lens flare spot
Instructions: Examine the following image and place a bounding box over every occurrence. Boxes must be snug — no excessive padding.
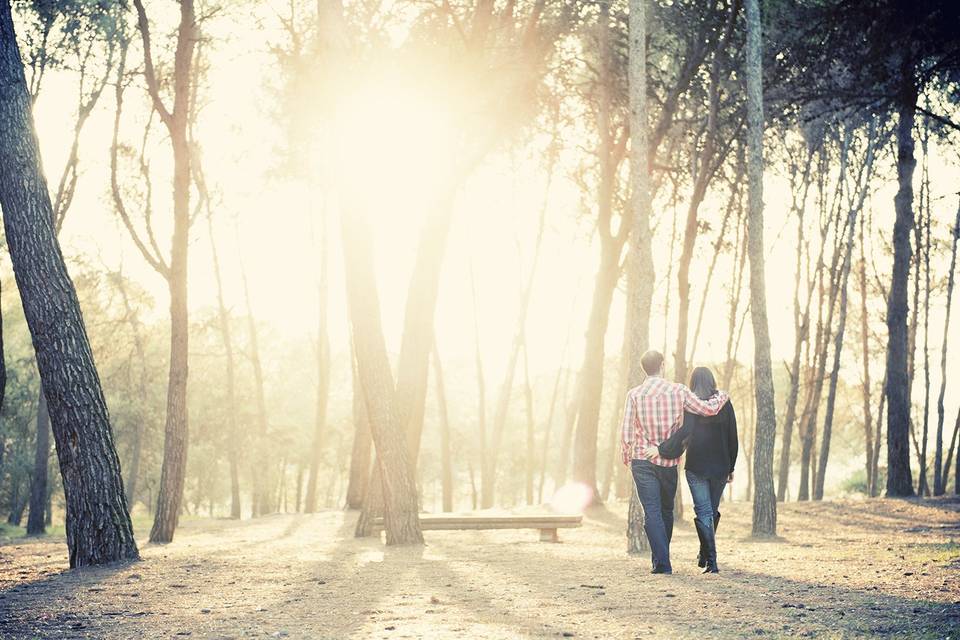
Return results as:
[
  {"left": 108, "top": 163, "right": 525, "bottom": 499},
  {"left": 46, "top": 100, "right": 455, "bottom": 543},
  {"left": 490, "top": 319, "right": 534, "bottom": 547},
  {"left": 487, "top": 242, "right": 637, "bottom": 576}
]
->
[{"left": 549, "top": 483, "right": 594, "bottom": 514}]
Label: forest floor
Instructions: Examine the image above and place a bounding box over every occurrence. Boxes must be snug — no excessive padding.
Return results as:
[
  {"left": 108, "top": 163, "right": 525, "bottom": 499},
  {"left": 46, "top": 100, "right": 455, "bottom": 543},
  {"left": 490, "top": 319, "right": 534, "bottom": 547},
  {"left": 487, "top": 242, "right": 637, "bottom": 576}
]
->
[{"left": 0, "top": 497, "right": 958, "bottom": 639}]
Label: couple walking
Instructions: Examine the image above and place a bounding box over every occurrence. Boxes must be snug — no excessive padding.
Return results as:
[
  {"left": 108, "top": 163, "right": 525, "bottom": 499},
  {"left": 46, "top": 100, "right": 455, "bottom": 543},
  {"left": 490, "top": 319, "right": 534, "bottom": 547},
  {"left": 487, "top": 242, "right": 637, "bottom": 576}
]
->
[{"left": 620, "top": 350, "right": 738, "bottom": 575}]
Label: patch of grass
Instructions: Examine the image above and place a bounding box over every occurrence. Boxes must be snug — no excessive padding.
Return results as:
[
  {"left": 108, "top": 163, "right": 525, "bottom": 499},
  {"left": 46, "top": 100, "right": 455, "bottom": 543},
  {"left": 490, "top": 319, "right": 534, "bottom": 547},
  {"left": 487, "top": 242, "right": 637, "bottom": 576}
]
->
[
  {"left": 0, "top": 523, "right": 26, "bottom": 541},
  {"left": 905, "top": 541, "right": 960, "bottom": 564}
]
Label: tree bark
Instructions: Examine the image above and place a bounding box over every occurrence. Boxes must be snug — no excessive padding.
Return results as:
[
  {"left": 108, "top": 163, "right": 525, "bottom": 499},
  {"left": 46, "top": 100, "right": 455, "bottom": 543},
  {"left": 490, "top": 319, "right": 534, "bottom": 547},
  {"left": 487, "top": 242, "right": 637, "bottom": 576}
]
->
[
  {"left": 0, "top": 0, "right": 137, "bottom": 564},
  {"left": 885, "top": 78, "right": 917, "bottom": 497},
  {"left": 744, "top": 0, "right": 776, "bottom": 537},
  {"left": 626, "top": 0, "right": 654, "bottom": 553},
  {"left": 341, "top": 208, "right": 423, "bottom": 545}
]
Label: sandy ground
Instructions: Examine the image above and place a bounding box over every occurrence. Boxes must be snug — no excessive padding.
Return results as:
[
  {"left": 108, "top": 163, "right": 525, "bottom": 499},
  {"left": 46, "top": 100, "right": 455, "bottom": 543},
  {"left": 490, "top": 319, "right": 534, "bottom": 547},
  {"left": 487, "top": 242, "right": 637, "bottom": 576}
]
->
[{"left": 1, "top": 497, "right": 958, "bottom": 639}]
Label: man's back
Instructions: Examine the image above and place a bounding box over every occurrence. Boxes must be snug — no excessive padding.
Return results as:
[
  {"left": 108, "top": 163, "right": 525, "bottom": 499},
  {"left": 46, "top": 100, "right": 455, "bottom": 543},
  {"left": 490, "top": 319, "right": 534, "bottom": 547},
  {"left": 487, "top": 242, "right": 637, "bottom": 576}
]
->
[{"left": 621, "top": 376, "right": 728, "bottom": 468}]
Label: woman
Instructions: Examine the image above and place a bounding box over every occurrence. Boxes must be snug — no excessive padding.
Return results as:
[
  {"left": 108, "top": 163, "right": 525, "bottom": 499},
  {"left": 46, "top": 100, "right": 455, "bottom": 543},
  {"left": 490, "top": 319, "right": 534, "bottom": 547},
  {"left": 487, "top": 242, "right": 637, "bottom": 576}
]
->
[{"left": 642, "top": 366, "right": 737, "bottom": 574}]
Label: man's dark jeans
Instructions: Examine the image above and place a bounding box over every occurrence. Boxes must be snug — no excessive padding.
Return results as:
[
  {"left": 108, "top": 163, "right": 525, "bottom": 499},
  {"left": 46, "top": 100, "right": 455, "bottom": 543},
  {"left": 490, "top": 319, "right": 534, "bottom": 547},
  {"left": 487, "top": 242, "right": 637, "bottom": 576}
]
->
[{"left": 631, "top": 459, "right": 678, "bottom": 573}]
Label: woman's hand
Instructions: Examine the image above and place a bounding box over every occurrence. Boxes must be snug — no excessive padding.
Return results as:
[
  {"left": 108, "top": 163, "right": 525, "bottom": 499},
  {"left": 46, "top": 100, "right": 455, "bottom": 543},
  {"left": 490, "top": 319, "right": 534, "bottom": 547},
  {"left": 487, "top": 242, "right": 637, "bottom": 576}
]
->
[{"left": 641, "top": 445, "right": 660, "bottom": 460}]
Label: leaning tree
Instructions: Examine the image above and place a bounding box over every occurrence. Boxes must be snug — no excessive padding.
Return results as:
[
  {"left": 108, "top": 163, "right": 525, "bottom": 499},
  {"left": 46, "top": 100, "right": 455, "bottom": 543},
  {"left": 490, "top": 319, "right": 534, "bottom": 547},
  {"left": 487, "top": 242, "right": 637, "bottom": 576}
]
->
[{"left": 0, "top": 0, "right": 137, "bottom": 566}]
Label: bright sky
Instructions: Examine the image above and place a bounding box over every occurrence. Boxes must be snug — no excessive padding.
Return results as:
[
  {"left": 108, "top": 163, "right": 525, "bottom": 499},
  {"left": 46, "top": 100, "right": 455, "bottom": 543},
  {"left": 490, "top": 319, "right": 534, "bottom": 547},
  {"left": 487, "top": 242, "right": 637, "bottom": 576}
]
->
[{"left": 20, "top": 2, "right": 960, "bottom": 435}]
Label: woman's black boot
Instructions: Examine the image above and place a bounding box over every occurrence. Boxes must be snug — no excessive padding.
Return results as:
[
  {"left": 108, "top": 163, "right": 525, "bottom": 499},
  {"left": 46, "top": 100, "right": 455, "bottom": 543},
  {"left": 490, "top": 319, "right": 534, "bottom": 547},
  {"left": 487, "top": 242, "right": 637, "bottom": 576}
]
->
[
  {"left": 694, "top": 518, "right": 719, "bottom": 573},
  {"left": 695, "top": 520, "right": 707, "bottom": 568}
]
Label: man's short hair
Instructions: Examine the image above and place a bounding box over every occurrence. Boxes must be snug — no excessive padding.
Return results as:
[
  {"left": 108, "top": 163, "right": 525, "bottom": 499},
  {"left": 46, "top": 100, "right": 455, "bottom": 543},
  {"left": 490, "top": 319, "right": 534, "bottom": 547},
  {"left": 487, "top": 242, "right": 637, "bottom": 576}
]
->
[{"left": 641, "top": 350, "right": 664, "bottom": 376}]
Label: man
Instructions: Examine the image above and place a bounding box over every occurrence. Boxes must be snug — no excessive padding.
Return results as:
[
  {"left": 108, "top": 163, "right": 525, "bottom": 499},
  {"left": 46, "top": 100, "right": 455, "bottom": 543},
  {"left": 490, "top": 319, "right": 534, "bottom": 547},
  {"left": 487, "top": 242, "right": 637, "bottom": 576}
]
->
[{"left": 620, "top": 350, "right": 728, "bottom": 574}]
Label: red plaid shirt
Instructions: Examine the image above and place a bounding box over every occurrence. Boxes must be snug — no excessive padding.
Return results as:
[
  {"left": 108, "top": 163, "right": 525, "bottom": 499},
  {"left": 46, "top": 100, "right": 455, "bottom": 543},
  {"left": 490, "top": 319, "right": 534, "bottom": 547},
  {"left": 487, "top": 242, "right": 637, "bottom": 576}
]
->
[{"left": 620, "top": 376, "right": 729, "bottom": 467}]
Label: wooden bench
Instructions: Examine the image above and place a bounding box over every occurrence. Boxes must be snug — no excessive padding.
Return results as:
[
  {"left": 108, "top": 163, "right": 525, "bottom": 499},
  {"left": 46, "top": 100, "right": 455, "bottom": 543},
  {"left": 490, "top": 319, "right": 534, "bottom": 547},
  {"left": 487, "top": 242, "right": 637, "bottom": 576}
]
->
[{"left": 370, "top": 514, "right": 583, "bottom": 542}]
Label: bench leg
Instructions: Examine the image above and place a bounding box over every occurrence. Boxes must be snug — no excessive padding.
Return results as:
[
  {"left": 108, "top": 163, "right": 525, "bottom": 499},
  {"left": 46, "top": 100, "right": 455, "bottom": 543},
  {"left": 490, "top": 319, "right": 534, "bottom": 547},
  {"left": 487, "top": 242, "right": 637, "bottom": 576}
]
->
[{"left": 539, "top": 528, "right": 559, "bottom": 543}]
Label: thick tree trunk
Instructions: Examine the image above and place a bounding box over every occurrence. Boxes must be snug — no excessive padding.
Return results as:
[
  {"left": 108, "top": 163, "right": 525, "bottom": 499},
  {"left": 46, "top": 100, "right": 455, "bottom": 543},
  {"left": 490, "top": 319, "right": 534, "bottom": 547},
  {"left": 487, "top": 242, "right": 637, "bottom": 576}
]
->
[
  {"left": 341, "top": 209, "right": 422, "bottom": 545},
  {"left": 356, "top": 197, "right": 454, "bottom": 527},
  {"left": 396, "top": 199, "right": 454, "bottom": 467},
  {"left": 571, "top": 250, "right": 619, "bottom": 502},
  {"left": 624, "top": 0, "right": 653, "bottom": 531},
  {"left": 744, "top": 0, "right": 776, "bottom": 537},
  {"left": 570, "top": 0, "right": 627, "bottom": 506},
  {"left": 885, "top": 82, "right": 917, "bottom": 498},
  {"left": 0, "top": 0, "right": 137, "bottom": 564},
  {"left": 26, "top": 392, "right": 49, "bottom": 535},
  {"left": 934, "top": 200, "right": 960, "bottom": 494}
]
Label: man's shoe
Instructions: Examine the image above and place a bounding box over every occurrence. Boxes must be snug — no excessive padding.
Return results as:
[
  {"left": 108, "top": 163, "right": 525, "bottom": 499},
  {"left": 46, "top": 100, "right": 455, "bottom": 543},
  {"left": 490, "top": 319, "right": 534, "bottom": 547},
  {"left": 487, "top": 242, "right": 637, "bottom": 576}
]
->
[{"left": 651, "top": 567, "right": 672, "bottom": 575}]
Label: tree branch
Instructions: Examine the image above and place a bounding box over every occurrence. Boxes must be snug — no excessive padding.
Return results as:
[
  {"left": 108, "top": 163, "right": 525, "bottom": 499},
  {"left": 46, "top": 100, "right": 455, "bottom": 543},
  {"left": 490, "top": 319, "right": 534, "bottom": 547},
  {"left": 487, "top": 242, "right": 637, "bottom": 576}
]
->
[{"left": 132, "top": 0, "right": 174, "bottom": 129}]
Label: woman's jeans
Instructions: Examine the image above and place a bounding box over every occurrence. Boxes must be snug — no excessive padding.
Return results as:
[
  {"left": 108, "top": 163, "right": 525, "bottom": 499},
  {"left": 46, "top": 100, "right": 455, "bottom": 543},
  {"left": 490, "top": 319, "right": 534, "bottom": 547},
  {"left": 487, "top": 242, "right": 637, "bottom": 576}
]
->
[
  {"left": 685, "top": 470, "right": 725, "bottom": 529},
  {"left": 631, "top": 459, "right": 678, "bottom": 572}
]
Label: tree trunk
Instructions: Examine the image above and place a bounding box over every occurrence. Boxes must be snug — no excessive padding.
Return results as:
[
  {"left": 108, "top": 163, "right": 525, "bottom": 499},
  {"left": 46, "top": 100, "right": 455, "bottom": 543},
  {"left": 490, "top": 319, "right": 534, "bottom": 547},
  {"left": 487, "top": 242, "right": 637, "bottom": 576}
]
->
[
  {"left": 482, "top": 194, "right": 549, "bottom": 508},
  {"left": 356, "top": 197, "right": 454, "bottom": 528},
  {"left": 345, "top": 345, "right": 372, "bottom": 510},
  {"left": 0, "top": 0, "right": 138, "bottom": 564},
  {"left": 146, "top": 0, "right": 197, "bottom": 544},
  {"left": 858, "top": 214, "right": 877, "bottom": 495},
  {"left": 885, "top": 80, "right": 917, "bottom": 497},
  {"left": 240, "top": 262, "right": 272, "bottom": 517},
  {"left": 206, "top": 214, "right": 242, "bottom": 519},
  {"left": 777, "top": 150, "right": 815, "bottom": 502},
  {"left": 934, "top": 199, "right": 960, "bottom": 494},
  {"left": 111, "top": 271, "right": 150, "bottom": 511},
  {"left": 626, "top": 0, "right": 654, "bottom": 552},
  {"left": 815, "top": 123, "right": 876, "bottom": 500},
  {"left": 744, "top": 0, "right": 776, "bottom": 537},
  {"left": 341, "top": 208, "right": 422, "bottom": 545},
  {"left": 522, "top": 344, "right": 536, "bottom": 505},
  {"left": 570, "top": 0, "right": 628, "bottom": 505},
  {"left": 304, "top": 212, "right": 331, "bottom": 513},
  {"left": 432, "top": 342, "right": 454, "bottom": 512},
  {"left": 26, "top": 392, "right": 49, "bottom": 535},
  {"left": 571, "top": 250, "right": 619, "bottom": 502},
  {"left": 468, "top": 262, "right": 488, "bottom": 506},
  {"left": 918, "top": 129, "right": 932, "bottom": 496}
]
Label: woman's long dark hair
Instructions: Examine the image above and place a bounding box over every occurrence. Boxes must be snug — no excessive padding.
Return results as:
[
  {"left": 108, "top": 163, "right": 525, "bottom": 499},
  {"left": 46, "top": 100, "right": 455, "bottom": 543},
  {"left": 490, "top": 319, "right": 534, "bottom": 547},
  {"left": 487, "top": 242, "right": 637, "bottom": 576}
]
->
[{"left": 689, "top": 366, "right": 718, "bottom": 400}]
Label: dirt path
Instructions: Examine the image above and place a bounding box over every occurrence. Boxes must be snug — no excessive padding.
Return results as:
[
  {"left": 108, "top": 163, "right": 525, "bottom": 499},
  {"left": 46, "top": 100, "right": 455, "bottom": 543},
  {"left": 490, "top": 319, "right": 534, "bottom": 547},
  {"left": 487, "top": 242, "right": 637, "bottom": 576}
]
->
[{"left": 1, "top": 497, "right": 958, "bottom": 639}]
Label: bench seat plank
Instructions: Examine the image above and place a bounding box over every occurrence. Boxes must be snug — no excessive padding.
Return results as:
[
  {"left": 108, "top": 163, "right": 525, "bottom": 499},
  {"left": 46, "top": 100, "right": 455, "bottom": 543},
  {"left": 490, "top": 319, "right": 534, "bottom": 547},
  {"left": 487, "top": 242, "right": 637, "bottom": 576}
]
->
[{"left": 368, "top": 513, "right": 582, "bottom": 542}]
